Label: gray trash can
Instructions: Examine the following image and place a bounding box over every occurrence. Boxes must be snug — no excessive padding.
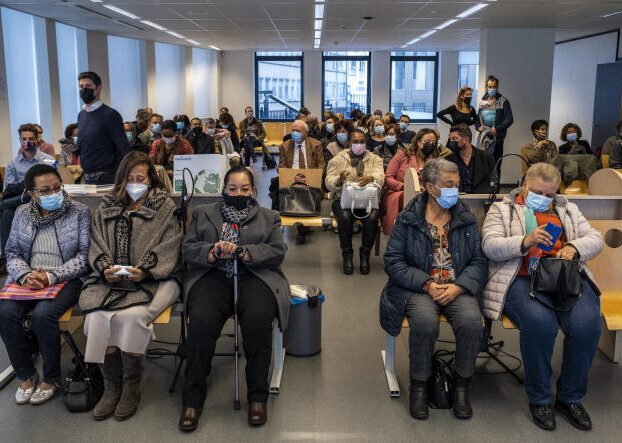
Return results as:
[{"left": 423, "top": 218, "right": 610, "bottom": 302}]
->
[{"left": 284, "top": 284, "right": 325, "bottom": 357}]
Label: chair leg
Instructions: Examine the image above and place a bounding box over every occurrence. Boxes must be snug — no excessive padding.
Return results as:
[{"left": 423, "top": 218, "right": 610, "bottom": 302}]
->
[
  {"left": 381, "top": 333, "right": 401, "bottom": 397},
  {"left": 270, "top": 318, "right": 285, "bottom": 394},
  {"left": 0, "top": 365, "right": 16, "bottom": 390}
]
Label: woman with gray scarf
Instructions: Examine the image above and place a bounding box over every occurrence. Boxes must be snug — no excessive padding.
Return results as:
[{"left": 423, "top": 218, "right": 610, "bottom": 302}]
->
[
  {"left": 179, "top": 166, "right": 290, "bottom": 432},
  {"left": 0, "top": 164, "right": 90, "bottom": 405},
  {"left": 79, "top": 151, "right": 182, "bottom": 422}
]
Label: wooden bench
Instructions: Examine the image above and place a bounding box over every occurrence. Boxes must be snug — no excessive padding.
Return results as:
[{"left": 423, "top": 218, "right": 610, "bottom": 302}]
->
[
  {"left": 382, "top": 314, "right": 516, "bottom": 397},
  {"left": 264, "top": 122, "right": 286, "bottom": 147}
]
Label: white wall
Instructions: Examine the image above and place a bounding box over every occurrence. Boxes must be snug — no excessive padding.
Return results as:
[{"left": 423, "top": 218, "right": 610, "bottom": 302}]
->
[
  {"left": 56, "top": 22, "right": 88, "bottom": 130},
  {"left": 549, "top": 32, "right": 618, "bottom": 147},
  {"left": 371, "top": 50, "right": 391, "bottom": 115},
  {"left": 303, "top": 50, "right": 321, "bottom": 117},
  {"left": 108, "top": 35, "right": 146, "bottom": 122},
  {"left": 220, "top": 51, "right": 254, "bottom": 122},
  {"left": 155, "top": 42, "right": 185, "bottom": 119},
  {"left": 192, "top": 47, "right": 220, "bottom": 119}
]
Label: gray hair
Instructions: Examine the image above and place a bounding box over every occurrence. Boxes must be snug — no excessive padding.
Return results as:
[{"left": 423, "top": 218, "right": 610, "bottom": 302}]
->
[
  {"left": 525, "top": 162, "right": 561, "bottom": 187},
  {"left": 421, "top": 158, "right": 459, "bottom": 187},
  {"left": 292, "top": 119, "right": 309, "bottom": 133}
]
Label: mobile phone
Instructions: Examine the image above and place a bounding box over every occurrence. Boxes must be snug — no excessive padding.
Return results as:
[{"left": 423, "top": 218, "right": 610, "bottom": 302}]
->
[{"left": 537, "top": 223, "right": 562, "bottom": 252}]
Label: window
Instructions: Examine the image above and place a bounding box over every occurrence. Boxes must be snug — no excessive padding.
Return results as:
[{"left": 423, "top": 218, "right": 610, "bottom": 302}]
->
[
  {"left": 155, "top": 42, "right": 184, "bottom": 119},
  {"left": 192, "top": 48, "right": 219, "bottom": 118},
  {"left": 108, "top": 35, "right": 145, "bottom": 122},
  {"left": 255, "top": 52, "right": 303, "bottom": 121},
  {"left": 56, "top": 22, "right": 87, "bottom": 131},
  {"left": 458, "top": 51, "right": 479, "bottom": 108},
  {"left": 322, "top": 51, "right": 371, "bottom": 115},
  {"left": 390, "top": 52, "right": 438, "bottom": 123}
]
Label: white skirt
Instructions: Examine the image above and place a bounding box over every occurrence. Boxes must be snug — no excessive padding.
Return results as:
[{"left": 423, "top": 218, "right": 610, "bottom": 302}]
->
[{"left": 83, "top": 279, "right": 180, "bottom": 363}]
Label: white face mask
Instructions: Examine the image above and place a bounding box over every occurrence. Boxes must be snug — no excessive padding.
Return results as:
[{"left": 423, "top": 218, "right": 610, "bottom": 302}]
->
[{"left": 126, "top": 183, "right": 149, "bottom": 202}]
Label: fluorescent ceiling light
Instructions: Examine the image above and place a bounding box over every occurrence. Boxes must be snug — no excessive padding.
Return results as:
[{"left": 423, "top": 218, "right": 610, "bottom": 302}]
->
[
  {"left": 186, "top": 39, "right": 200, "bottom": 45},
  {"left": 315, "top": 4, "right": 324, "bottom": 19},
  {"left": 436, "top": 19, "right": 457, "bottom": 30},
  {"left": 90, "top": 0, "right": 103, "bottom": 3},
  {"left": 601, "top": 10, "right": 622, "bottom": 18},
  {"left": 166, "top": 30, "right": 185, "bottom": 38},
  {"left": 140, "top": 20, "right": 167, "bottom": 31},
  {"left": 315, "top": 30, "right": 322, "bottom": 39},
  {"left": 315, "top": 19, "right": 322, "bottom": 30},
  {"left": 406, "top": 37, "right": 420, "bottom": 45},
  {"left": 208, "top": 45, "right": 221, "bottom": 51},
  {"left": 102, "top": 4, "right": 139, "bottom": 19},
  {"left": 456, "top": 3, "right": 488, "bottom": 19},
  {"left": 418, "top": 29, "right": 437, "bottom": 39}
]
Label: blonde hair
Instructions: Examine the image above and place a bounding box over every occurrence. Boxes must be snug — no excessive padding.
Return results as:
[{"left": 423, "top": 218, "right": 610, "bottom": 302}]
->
[
  {"left": 456, "top": 86, "right": 473, "bottom": 107},
  {"left": 525, "top": 162, "right": 561, "bottom": 188}
]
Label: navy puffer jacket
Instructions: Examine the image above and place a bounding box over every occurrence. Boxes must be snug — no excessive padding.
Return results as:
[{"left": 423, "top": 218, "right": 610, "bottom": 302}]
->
[{"left": 379, "top": 193, "right": 488, "bottom": 336}]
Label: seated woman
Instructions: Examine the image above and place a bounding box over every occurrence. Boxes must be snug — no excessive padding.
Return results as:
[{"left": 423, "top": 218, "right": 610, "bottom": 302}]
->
[
  {"left": 79, "top": 151, "right": 182, "bottom": 421},
  {"left": 0, "top": 164, "right": 90, "bottom": 405},
  {"left": 521, "top": 119, "right": 558, "bottom": 166},
  {"left": 482, "top": 162, "right": 602, "bottom": 431},
  {"left": 326, "top": 122, "right": 351, "bottom": 159},
  {"left": 149, "top": 119, "right": 194, "bottom": 179},
  {"left": 559, "top": 123, "right": 592, "bottom": 155},
  {"left": 325, "top": 129, "right": 384, "bottom": 275},
  {"left": 374, "top": 124, "right": 403, "bottom": 170},
  {"left": 179, "top": 166, "right": 289, "bottom": 432},
  {"left": 381, "top": 159, "right": 486, "bottom": 420},
  {"left": 366, "top": 118, "right": 386, "bottom": 152},
  {"left": 381, "top": 128, "right": 440, "bottom": 235}
]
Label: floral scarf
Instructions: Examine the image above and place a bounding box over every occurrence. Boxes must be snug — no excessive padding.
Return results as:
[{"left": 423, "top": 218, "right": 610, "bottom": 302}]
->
[
  {"left": 217, "top": 200, "right": 251, "bottom": 277},
  {"left": 348, "top": 151, "right": 366, "bottom": 177}
]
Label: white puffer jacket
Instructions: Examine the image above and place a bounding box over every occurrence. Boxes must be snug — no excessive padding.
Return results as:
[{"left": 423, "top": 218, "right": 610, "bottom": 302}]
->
[{"left": 481, "top": 189, "right": 603, "bottom": 320}]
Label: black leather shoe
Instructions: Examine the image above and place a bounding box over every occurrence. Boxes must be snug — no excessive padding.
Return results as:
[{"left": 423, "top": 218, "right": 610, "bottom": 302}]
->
[
  {"left": 359, "top": 247, "right": 370, "bottom": 275},
  {"left": 529, "top": 403, "right": 556, "bottom": 431},
  {"left": 554, "top": 400, "right": 592, "bottom": 431},
  {"left": 409, "top": 385, "right": 428, "bottom": 419},
  {"left": 248, "top": 402, "right": 267, "bottom": 426},
  {"left": 179, "top": 406, "right": 202, "bottom": 432},
  {"left": 453, "top": 386, "right": 473, "bottom": 419},
  {"left": 294, "top": 222, "right": 307, "bottom": 244},
  {"left": 342, "top": 249, "right": 354, "bottom": 275}
]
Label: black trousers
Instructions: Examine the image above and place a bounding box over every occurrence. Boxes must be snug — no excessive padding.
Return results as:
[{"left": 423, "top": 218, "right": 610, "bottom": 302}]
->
[
  {"left": 182, "top": 267, "right": 277, "bottom": 408},
  {"left": 493, "top": 138, "right": 505, "bottom": 177},
  {"left": 332, "top": 199, "right": 379, "bottom": 252}
]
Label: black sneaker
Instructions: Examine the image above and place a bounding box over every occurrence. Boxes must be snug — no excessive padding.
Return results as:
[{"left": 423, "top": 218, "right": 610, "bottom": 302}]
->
[
  {"left": 554, "top": 400, "right": 592, "bottom": 431},
  {"left": 529, "top": 403, "right": 556, "bottom": 431}
]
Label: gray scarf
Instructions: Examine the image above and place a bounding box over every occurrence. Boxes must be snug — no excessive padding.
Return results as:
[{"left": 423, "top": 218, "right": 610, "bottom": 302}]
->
[{"left": 29, "top": 190, "right": 71, "bottom": 227}]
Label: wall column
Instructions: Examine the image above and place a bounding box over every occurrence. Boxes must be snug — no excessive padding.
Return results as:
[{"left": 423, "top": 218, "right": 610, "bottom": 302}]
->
[{"left": 86, "top": 31, "right": 110, "bottom": 103}]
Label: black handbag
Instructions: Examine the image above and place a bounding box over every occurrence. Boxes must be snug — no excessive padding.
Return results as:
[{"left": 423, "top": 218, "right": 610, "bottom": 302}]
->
[
  {"left": 278, "top": 183, "right": 323, "bottom": 217},
  {"left": 530, "top": 257, "right": 582, "bottom": 312},
  {"left": 427, "top": 350, "right": 453, "bottom": 409},
  {"left": 61, "top": 330, "right": 104, "bottom": 413}
]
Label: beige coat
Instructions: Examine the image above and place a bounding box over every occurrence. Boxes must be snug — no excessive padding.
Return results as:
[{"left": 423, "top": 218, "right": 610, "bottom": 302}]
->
[
  {"left": 481, "top": 189, "right": 603, "bottom": 320},
  {"left": 325, "top": 149, "right": 385, "bottom": 196}
]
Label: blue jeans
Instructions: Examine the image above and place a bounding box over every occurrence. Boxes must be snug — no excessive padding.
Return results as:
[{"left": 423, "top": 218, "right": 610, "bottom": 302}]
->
[
  {"left": 0, "top": 280, "right": 81, "bottom": 383},
  {"left": 503, "top": 276, "right": 601, "bottom": 405}
]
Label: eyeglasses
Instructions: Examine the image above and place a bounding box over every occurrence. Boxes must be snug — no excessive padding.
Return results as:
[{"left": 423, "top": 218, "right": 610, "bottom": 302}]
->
[
  {"left": 33, "top": 185, "right": 62, "bottom": 196},
  {"left": 20, "top": 137, "right": 37, "bottom": 142}
]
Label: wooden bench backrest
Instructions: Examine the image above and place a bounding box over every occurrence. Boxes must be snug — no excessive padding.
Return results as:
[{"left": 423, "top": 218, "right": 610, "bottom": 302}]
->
[{"left": 278, "top": 167, "right": 323, "bottom": 188}]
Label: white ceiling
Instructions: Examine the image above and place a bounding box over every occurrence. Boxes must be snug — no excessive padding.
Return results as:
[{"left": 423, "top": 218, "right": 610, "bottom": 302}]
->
[{"left": 1, "top": 0, "right": 622, "bottom": 51}]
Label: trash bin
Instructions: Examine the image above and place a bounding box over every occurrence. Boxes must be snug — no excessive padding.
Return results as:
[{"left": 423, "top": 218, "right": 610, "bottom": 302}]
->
[{"left": 284, "top": 284, "right": 325, "bottom": 357}]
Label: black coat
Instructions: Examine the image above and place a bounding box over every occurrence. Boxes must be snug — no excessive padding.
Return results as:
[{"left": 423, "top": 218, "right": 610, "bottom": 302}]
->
[
  {"left": 379, "top": 193, "right": 488, "bottom": 336},
  {"left": 446, "top": 148, "right": 495, "bottom": 194},
  {"left": 188, "top": 132, "right": 214, "bottom": 155}
]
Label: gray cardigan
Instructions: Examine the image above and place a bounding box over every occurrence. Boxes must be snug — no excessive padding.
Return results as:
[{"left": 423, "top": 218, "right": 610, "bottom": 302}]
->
[{"left": 183, "top": 202, "right": 291, "bottom": 329}]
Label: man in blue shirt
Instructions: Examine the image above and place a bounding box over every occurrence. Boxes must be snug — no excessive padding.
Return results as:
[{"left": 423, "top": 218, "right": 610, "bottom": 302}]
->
[
  {"left": 0, "top": 124, "right": 55, "bottom": 276},
  {"left": 77, "top": 71, "right": 131, "bottom": 184}
]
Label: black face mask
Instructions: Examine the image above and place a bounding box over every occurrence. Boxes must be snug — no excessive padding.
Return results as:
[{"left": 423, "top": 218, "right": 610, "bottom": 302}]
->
[
  {"left": 222, "top": 192, "right": 252, "bottom": 211},
  {"left": 447, "top": 140, "right": 460, "bottom": 152},
  {"left": 80, "top": 87, "right": 96, "bottom": 104},
  {"left": 192, "top": 126, "right": 203, "bottom": 136},
  {"left": 463, "top": 96, "right": 472, "bottom": 106},
  {"left": 422, "top": 142, "right": 437, "bottom": 158}
]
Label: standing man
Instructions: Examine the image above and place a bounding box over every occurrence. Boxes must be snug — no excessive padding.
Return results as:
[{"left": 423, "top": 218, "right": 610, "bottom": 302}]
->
[
  {"left": 77, "top": 71, "right": 131, "bottom": 184},
  {"left": 445, "top": 124, "right": 495, "bottom": 194},
  {"left": 477, "top": 75, "right": 513, "bottom": 173}
]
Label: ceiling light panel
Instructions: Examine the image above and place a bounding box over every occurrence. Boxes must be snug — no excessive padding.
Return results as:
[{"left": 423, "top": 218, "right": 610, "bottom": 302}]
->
[
  {"left": 102, "top": 4, "right": 139, "bottom": 20},
  {"left": 140, "top": 20, "right": 167, "bottom": 31},
  {"left": 457, "top": 3, "right": 489, "bottom": 19}
]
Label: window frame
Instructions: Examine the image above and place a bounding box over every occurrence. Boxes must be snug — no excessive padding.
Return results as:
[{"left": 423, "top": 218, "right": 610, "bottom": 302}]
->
[
  {"left": 254, "top": 52, "right": 304, "bottom": 122},
  {"left": 321, "top": 51, "right": 372, "bottom": 116},
  {"left": 389, "top": 52, "right": 439, "bottom": 124}
]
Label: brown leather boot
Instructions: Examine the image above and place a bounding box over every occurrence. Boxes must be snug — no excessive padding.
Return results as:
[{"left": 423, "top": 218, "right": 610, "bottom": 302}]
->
[
  {"left": 114, "top": 352, "right": 144, "bottom": 421},
  {"left": 248, "top": 402, "right": 267, "bottom": 426},
  {"left": 179, "top": 406, "right": 202, "bottom": 432},
  {"left": 93, "top": 349, "right": 122, "bottom": 421}
]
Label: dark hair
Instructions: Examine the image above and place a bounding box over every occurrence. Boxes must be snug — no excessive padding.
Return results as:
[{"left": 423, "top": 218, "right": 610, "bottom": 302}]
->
[
  {"left": 384, "top": 113, "right": 397, "bottom": 125},
  {"left": 205, "top": 118, "right": 216, "bottom": 125},
  {"left": 161, "top": 119, "right": 177, "bottom": 132},
  {"left": 190, "top": 117, "right": 202, "bottom": 125},
  {"left": 486, "top": 75, "right": 499, "bottom": 86},
  {"left": 561, "top": 122, "right": 582, "bottom": 142},
  {"left": 335, "top": 120, "right": 353, "bottom": 134},
  {"left": 135, "top": 108, "right": 152, "bottom": 123},
  {"left": 386, "top": 123, "right": 399, "bottom": 136},
  {"left": 399, "top": 114, "right": 411, "bottom": 123},
  {"left": 78, "top": 71, "right": 102, "bottom": 86},
  {"left": 18, "top": 123, "right": 39, "bottom": 136},
  {"left": 351, "top": 128, "right": 366, "bottom": 139},
  {"left": 123, "top": 121, "right": 135, "bottom": 130},
  {"left": 450, "top": 123, "right": 473, "bottom": 142},
  {"left": 114, "top": 151, "right": 165, "bottom": 203},
  {"left": 617, "top": 120, "right": 622, "bottom": 132},
  {"left": 220, "top": 107, "right": 229, "bottom": 114},
  {"left": 299, "top": 107, "right": 310, "bottom": 116},
  {"left": 25, "top": 164, "right": 62, "bottom": 191},
  {"left": 150, "top": 113, "right": 163, "bottom": 122},
  {"left": 349, "top": 108, "right": 363, "bottom": 120},
  {"left": 414, "top": 128, "right": 438, "bottom": 145},
  {"left": 224, "top": 166, "right": 255, "bottom": 188},
  {"left": 530, "top": 119, "right": 548, "bottom": 133},
  {"left": 219, "top": 112, "right": 234, "bottom": 126},
  {"left": 173, "top": 114, "right": 191, "bottom": 127},
  {"left": 64, "top": 123, "right": 78, "bottom": 139}
]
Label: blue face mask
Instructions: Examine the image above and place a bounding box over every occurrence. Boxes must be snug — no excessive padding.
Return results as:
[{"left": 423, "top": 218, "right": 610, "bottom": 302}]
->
[
  {"left": 336, "top": 133, "right": 348, "bottom": 144},
  {"left": 151, "top": 123, "right": 161, "bottom": 134},
  {"left": 487, "top": 88, "right": 497, "bottom": 97},
  {"left": 291, "top": 131, "right": 303, "bottom": 143},
  {"left": 325, "top": 123, "right": 334, "bottom": 133},
  {"left": 566, "top": 132, "right": 578, "bottom": 143},
  {"left": 399, "top": 122, "right": 408, "bottom": 131},
  {"left": 374, "top": 126, "right": 385, "bottom": 136},
  {"left": 385, "top": 136, "right": 397, "bottom": 146},
  {"left": 39, "top": 191, "right": 64, "bottom": 212},
  {"left": 525, "top": 191, "right": 553, "bottom": 213},
  {"left": 176, "top": 121, "right": 185, "bottom": 131},
  {"left": 125, "top": 132, "right": 133, "bottom": 142},
  {"left": 432, "top": 185, "right": 459, "bottom": 209}
]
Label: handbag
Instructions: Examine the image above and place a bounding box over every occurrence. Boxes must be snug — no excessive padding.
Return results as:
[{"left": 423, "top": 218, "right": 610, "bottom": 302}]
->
[
  {"left": 279, "top": 183, "right": 323, "bottom": 217},
  {"left": 61, "top": 330, "right": 104, "bottom": 412},
  {"left": 427, "top": 350, "right": 453, "bottom": 409},
  {"left": 530, "top": 257, "right": 582, "bottom": 312},
  {"left": 340, "top": 181, "right": 381, "bottom": 219}
]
